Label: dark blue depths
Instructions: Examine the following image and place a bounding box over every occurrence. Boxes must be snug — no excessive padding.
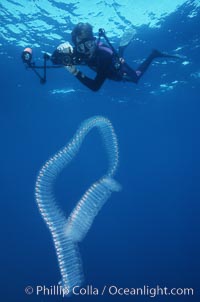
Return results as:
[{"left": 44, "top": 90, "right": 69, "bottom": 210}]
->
[{"left": 1, "top": 2, "right": 200, "bottom": 302}]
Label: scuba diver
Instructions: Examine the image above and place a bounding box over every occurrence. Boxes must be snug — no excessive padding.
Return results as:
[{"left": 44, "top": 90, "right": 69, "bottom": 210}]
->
[{"left": 54, "top": 22, "right": 179, "bottom": 92}]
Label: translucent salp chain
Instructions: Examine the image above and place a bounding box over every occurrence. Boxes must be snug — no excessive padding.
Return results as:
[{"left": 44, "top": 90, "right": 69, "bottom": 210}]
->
[{"left": 35, "top": 116, "right": 121, "bottom": 294}]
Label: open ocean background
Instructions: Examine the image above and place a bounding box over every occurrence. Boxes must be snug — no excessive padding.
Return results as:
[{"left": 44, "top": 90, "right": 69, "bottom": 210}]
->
[{"left": 1, "top": 0, "right": 200, "bottom": 301}]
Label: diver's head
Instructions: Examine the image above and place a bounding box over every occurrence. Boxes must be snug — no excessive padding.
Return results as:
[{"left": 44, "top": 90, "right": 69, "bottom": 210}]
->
[{"left": 71, "top": 23, "right": 96, "bottom": 58}]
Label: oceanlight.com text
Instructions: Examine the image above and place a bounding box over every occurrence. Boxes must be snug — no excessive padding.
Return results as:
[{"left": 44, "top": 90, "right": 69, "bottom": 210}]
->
[{"left": 25, "top": 284, "right": 194, "bottom": 298}]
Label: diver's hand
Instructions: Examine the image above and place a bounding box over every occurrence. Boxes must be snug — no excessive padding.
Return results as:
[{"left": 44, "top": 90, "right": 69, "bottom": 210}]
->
[
  {"left": 64, "top": 65, "right": 79, "bottom": 76},
  {"left": 57, "top": 42, "right": 73, "bottom": 54}
]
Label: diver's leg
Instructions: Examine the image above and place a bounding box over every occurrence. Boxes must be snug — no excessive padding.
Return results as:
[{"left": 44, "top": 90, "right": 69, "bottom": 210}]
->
[
  {"left": 121, "top": 63, "right": 139, "bottom": 83},
  {"left": 136, "top": 49, "right": 179, "bottom": 79}
]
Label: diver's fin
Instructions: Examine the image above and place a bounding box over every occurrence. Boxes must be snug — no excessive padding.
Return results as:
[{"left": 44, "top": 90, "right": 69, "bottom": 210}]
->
[
  {"left": 118, "top": 28, "right": 136, "bottom": 57},
  {"left": 152, "top": 49, "right": 181, "bottom": 59},
  {"left": 119, "top": 27, "right": 136, "bottom": 48}
]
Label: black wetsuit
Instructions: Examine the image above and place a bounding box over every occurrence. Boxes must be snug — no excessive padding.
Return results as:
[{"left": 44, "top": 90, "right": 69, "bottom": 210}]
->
[
  {"left": 74, "top": 45, "right": 175, "bottom": 91},
  {"left": 75, "top": 44, "right": 139, "bottom": 91}
]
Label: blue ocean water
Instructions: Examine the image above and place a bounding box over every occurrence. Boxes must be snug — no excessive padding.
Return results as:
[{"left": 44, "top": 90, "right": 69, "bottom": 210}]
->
[{"left": 1, "top": 0, "right": 200, "bottom": 301}]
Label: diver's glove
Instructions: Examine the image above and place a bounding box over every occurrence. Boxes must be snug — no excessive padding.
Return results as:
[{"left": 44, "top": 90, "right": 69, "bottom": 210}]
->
[
  {"left": 64, "top": 65, "right": 79, "bottom": 76},
  {"left": 57, "top": 41, "right": 73, "bottom": 54}
]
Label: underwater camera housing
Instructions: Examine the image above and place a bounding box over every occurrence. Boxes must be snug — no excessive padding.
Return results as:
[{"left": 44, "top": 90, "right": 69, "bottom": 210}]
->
[{"left": 51, "top": 48, "right": 82, "bottom": 66}]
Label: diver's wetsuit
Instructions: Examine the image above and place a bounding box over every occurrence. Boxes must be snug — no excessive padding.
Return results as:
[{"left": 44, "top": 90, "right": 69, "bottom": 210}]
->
[
  {"left": 74, "top": 44, "right": 168, "bottom": 91},
  {"left": 75, "top": 44, "right": 139, "bottom": 91}
]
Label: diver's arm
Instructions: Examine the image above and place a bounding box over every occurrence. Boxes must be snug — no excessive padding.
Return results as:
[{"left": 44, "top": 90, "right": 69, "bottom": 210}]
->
[
  {"left": 65, "top": 66, "right": 106, "bottom": 91},
  {"left": 75, "top": 71, "right": 106, "bottom": 91}
]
